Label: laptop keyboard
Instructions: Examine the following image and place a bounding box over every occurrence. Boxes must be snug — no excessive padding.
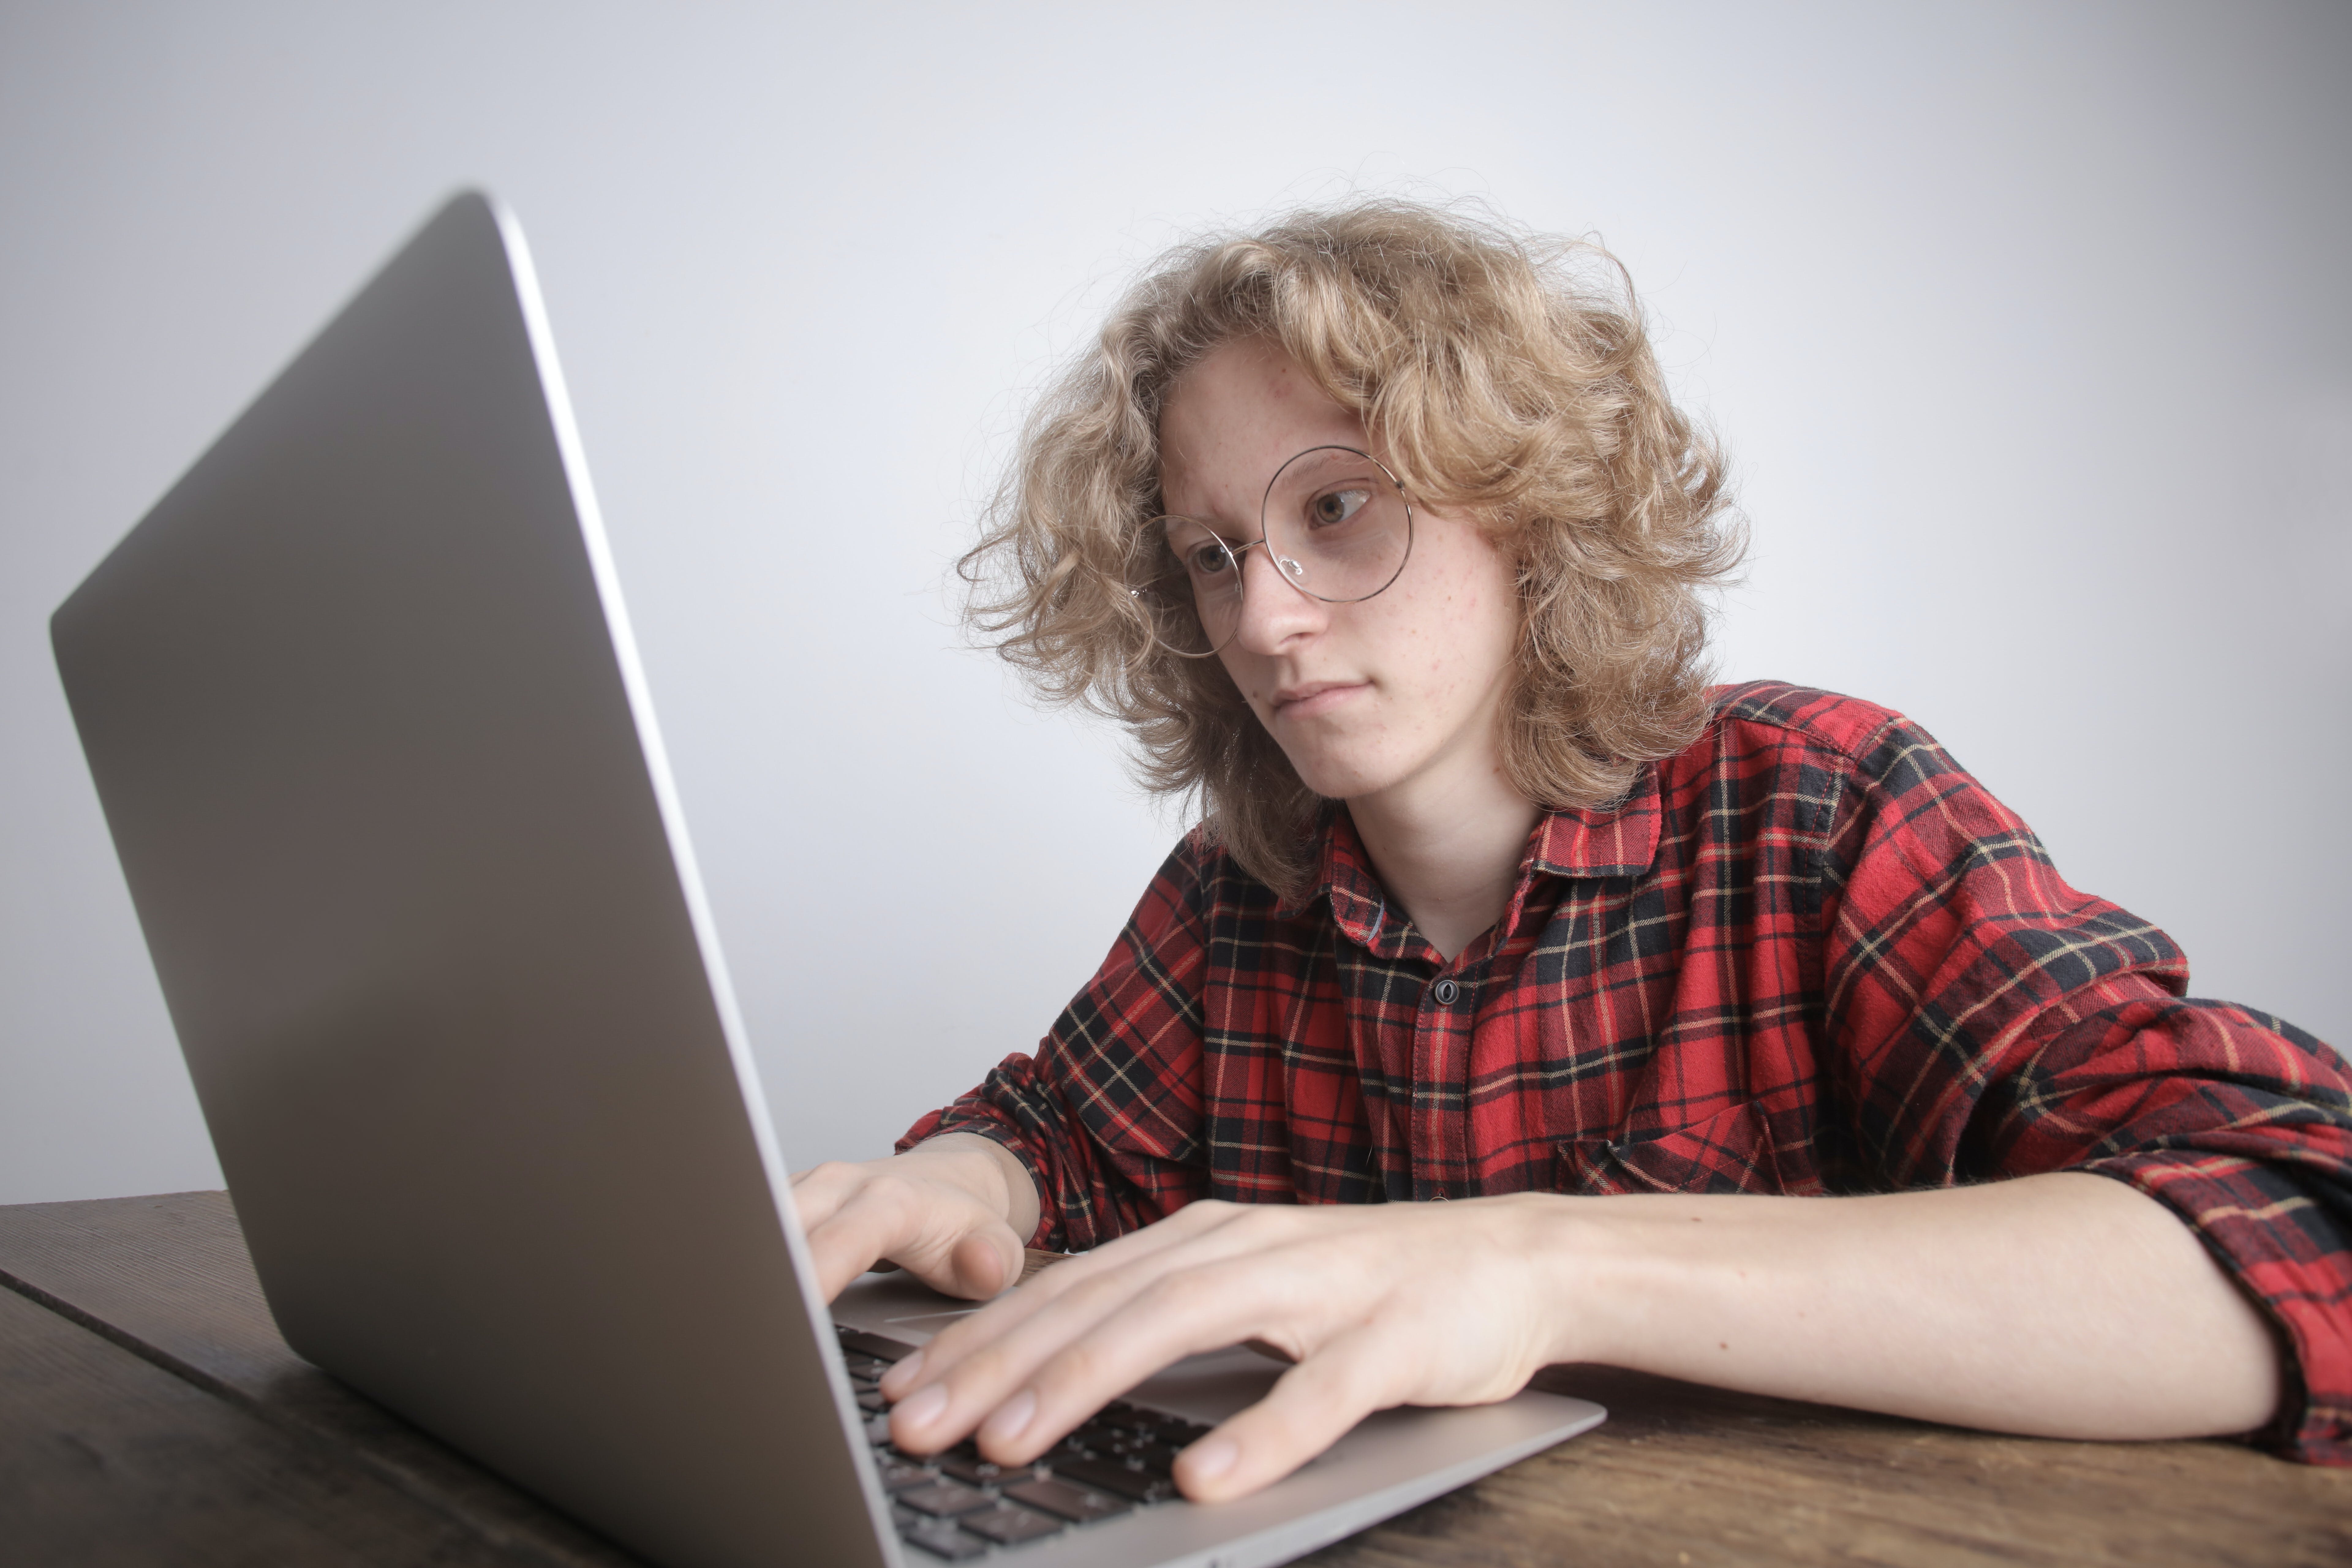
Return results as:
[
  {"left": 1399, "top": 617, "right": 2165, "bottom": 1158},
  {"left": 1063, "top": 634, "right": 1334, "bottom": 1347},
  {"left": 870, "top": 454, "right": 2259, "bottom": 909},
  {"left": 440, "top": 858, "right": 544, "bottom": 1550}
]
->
[{"left": 838, "top": 1326, "right": 1207, "bottom": 1561}]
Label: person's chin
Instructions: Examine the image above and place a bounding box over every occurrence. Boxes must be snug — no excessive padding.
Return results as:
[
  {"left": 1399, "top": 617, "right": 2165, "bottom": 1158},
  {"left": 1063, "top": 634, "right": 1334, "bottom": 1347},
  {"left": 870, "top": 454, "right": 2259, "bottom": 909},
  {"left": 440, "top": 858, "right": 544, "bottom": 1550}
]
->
[
  {"left": 1274, "top": 744, "right": 1393, "bottom": 803},
  {"left": 1260, "top": 698, "right": 1398, "bottom": 793}
]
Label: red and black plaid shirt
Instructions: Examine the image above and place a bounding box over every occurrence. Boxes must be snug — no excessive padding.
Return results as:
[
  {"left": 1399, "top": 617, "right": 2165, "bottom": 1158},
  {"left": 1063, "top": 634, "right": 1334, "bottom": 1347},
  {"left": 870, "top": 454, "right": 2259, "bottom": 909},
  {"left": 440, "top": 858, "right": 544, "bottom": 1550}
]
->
[{"left": 902, "top": 683, "right": 2352, "bottom": 1464}]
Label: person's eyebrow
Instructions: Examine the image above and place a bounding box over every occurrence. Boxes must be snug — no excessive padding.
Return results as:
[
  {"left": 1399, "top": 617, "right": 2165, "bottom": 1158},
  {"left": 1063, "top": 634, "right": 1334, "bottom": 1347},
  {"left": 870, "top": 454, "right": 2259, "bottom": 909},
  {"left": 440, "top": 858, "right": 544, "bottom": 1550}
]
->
[
  {"left": 1155, "top": 476, "right": 1255, "bottom": 542},
  {"left": 1161, "top": 509, "right": 1255, "bottom": 548}
]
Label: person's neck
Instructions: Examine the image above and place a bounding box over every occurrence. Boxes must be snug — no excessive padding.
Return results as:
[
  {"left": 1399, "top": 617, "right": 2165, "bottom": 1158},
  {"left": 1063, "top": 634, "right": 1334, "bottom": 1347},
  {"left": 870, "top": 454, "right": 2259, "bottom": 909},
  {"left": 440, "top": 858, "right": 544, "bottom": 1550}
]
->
[{"left": 1346, "top": 761, "right": 1542, "bottom": 965}]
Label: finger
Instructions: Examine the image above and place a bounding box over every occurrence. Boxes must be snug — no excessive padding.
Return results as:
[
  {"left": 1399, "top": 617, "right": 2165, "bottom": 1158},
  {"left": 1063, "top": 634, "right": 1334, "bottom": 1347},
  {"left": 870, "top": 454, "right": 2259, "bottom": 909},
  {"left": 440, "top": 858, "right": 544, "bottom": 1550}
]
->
[
  {"left": 800, "top": 1181, "right": 914, "bottom": 1302},
  {"left": 888, "top": 1200, "right": 1317, "bottom": 1428},
  {"left": 944, "top": 1228, "right": 1020, "bottom": 1300},
  {"left": 887, "top": 1214, "right": 1225, "bottom": 1411},
  {"left": 896, "top": 1239, "right": 1312, "bottom": 1464},
  {"left": 884, "top": 1250, "right": 1178, "bottom": 1446},
  {"left": 785, "top": 1160, "right": 862, "bottom": 1233},
  {"left": 984, "top": 1243, "right": 1327, "bottom": 1460},
  {"left": 899, "top": 1200, "right": 1267, "bottom": 1387},
  {"left": 1174, "top": 1324, "right": 1407, "bottom": 1502},
  {"left": 793, "top": 1165, "right": 918, "bottom": 1302}
]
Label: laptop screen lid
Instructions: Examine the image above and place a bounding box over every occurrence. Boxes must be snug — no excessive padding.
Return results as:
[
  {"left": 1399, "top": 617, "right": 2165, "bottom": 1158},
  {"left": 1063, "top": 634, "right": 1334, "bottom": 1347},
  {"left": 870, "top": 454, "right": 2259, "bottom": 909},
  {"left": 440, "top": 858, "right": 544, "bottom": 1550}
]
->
[{"left": 51, "top": 191, "right": 895, "bottom": 1568}]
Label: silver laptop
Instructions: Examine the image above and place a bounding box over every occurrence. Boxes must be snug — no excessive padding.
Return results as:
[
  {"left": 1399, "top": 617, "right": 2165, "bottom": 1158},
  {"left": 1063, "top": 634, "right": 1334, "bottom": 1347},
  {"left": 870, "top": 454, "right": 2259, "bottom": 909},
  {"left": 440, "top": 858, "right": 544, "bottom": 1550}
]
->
[{"left": 49, "top": 192, "right": 1604, "bottom": 1568}]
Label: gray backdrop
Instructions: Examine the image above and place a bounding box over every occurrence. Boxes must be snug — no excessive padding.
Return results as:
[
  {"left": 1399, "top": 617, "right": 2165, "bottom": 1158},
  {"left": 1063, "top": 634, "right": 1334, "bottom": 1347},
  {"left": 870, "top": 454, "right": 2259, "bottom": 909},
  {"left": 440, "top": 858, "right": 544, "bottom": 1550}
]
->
[{"left": 4, "top": 1, "right": 2346, "bottom": 1205}]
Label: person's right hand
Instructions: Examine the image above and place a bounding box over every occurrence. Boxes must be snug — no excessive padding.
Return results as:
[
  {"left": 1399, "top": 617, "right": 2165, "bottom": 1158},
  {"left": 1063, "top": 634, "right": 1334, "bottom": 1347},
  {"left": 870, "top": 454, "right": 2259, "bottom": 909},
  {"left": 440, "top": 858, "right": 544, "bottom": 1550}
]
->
[{"left": 790, "top": 1134, "right": 1042, "bottom": 1304}]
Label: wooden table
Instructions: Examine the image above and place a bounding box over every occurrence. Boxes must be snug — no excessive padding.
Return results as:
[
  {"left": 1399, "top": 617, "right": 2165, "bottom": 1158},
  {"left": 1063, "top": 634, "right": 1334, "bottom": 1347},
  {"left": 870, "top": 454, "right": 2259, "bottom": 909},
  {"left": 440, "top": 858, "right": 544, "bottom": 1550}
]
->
[{"left": 3, "top": 1192, "right": 2345, "bottom": 1567}]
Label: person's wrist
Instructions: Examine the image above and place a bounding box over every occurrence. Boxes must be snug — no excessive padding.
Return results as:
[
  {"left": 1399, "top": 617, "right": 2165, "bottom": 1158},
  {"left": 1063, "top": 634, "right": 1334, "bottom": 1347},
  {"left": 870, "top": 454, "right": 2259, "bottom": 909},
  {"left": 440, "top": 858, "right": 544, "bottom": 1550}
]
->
[
  {"left": 912, "top": 1133, "right": 1038, "bottom": 1241},
  {"left": 902, "top": 1134, "right": 1000, "bottom": 1208},
  {"left": 1500, "top": 1192, "right": 1644, "bottom": 1370}
]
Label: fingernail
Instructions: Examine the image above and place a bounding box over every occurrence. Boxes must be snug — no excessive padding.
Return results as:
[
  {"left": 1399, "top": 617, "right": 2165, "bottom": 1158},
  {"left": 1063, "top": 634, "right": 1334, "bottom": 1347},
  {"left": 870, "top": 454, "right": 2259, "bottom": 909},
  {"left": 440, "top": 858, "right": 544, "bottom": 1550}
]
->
[
  {"left": 880, "top": 1348, "right": 923, "bottom": 1392},
  {"left": 895, "top": 1383, "right": 948, "bottom": 1430},
  {"left": 981, "top": 1389, "right": 1036, "bottom": 1445},
  {"left": 1185, "top": 1436, "right": 1238, "bottom": 1482}
]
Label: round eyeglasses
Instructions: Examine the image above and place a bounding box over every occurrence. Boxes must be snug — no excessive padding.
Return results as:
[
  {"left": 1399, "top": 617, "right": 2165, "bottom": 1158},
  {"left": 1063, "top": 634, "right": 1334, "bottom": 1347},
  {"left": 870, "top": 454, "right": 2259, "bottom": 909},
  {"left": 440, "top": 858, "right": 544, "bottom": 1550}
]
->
[{"left": 1133, "top": 445, "right": 1415, "bottom": 659}]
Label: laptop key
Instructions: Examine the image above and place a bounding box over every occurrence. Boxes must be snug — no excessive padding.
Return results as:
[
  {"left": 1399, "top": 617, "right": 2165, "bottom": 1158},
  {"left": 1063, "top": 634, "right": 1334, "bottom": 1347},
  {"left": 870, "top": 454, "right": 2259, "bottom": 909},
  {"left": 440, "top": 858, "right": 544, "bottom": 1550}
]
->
[
  {"left": 937, "top": 1454, "right": 1041, "bottom": 1487},
  {"left": 838, "top": 1327, "right": 919, "bottom": 1363},
  {"left": 1102, "top": 1438, "right": 1184, "bottom": 1472},
  {"left": 1101, "top": 1401, "right": 1168, "bottom": 1433},
  {"left": 1048, "top": 1456, "right": 1174, "bottom": 1502},
  {"left": 1136, "top": 1412, "right": 1214, "bottom": 1445},
  {"left": 960, "top": 1503, "right": 1065, "bottom": 1547},
  {"left": 856, "top": 1389, "right": 890, "bottom": 1413},
  {"left": 1004, "top": 1477, "right": 1133, "bottom": 1524},
  {"left": 877, "top": 1459, "right": 936, "bottom": 1493},
  {"left": 1065, "top": 1423, "right": 1128, "bottom": 1454},
  {"left": 900, "top": 1520, "right": 988, "bottom": 1562},
  {"left": 898, "top": 1480, "right": 994, "bottom": 1517}
]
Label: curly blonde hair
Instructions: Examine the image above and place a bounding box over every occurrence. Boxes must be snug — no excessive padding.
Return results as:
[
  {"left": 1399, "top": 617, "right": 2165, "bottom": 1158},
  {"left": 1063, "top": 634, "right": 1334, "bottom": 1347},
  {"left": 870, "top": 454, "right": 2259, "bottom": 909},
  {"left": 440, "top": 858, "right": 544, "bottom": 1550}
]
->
[{"left": 960, "top": 199, "right": 1742, "bottom": 897}]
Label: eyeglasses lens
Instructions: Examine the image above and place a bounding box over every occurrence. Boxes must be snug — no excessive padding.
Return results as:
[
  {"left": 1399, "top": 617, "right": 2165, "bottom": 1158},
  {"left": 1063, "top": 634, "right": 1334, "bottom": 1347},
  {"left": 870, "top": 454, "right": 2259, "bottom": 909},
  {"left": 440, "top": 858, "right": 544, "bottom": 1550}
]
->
[
  {"left": 1142, "top": 447, "right": 1410, "bottom": 659},
  {"left": 1262, "top": 447, "right": 1411, "bottom": 604},
  {"left": 1141, "top": 522, "right": 1240, "bottom": 658}
]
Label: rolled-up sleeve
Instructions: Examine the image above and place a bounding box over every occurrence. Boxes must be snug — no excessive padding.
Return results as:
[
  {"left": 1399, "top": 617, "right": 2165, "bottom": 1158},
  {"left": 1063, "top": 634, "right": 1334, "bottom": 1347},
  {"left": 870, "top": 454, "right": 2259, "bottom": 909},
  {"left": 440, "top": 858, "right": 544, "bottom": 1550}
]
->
[
  {"left": 1984, "top": 983, "right": 2352, "bottom": 1463},
  {"left": 1813, "top": 706, "right": 2352, "bottom": 1464}
]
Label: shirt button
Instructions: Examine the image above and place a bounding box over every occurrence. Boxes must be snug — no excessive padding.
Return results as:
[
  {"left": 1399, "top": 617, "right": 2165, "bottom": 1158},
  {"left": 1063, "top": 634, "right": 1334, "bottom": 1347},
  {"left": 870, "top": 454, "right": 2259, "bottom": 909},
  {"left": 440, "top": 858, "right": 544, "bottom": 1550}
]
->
[{"left": 1432, "top": 979, "right": 1459, "bottom": 1005}]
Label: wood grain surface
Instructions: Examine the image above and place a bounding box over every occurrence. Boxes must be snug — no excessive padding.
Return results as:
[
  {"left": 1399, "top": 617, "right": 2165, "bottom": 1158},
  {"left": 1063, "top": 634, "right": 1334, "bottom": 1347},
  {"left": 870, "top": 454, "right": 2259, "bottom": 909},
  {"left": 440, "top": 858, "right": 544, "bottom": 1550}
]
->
[
  {"left": 5, "top": 1192, "right": 2347, "bottom": 1567},
  {"left": 0, "top": 1190, "right": 641, "bottom": 1567},
  {"left": 1303, "top": 1362, "right": 2352, "bottom": 1568},
  {"left": 0, "top": 1281, "right": 574, "bottom": 1567}
]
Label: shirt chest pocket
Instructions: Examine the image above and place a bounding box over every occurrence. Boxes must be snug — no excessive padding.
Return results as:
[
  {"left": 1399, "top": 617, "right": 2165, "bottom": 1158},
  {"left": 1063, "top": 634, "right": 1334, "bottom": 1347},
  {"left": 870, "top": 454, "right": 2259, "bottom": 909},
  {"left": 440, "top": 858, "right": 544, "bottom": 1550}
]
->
[{"left": 1555, "top": 1100, "right": 1781, "bottom": 1196}]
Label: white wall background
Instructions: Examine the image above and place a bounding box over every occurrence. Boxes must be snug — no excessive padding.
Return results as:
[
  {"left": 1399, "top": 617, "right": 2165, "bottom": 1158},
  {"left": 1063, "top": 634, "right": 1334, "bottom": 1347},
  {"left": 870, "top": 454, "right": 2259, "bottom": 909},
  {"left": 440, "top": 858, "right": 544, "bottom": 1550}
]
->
[{"left": 3, "top": 1, "right": 2345, "bottom": 1205}]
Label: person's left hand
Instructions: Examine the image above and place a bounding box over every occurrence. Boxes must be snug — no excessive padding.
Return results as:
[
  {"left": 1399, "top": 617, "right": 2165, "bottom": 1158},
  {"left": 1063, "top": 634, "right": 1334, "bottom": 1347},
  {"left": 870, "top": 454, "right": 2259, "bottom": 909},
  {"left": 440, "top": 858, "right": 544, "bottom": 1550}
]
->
[{"left": 876, "top": 1194, "right": 1586, "bottom": 1502}]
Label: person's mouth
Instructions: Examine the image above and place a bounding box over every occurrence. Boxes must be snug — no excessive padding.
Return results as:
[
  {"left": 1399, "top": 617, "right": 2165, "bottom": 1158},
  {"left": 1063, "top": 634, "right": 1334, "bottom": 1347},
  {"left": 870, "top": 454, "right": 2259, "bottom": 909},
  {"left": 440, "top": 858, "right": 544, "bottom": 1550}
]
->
[{"left": 1270, "top": 680, "right": 1369, "bottom": 718}]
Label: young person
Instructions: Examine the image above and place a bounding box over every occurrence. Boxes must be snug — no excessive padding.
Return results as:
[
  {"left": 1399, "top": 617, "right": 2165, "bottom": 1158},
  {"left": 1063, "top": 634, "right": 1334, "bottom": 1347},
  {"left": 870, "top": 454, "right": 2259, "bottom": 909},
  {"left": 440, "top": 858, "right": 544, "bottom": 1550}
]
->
[{"left": 790, "top": 201, "right": 2352, "bottom": 1502}]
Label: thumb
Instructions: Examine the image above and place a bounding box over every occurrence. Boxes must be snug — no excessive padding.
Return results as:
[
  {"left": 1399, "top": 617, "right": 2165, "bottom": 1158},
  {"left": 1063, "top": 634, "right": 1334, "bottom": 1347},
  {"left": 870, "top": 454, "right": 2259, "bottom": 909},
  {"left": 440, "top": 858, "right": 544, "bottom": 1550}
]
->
[{"left": 918, "top": 1223, "right": 1022, "bottom": 1301}]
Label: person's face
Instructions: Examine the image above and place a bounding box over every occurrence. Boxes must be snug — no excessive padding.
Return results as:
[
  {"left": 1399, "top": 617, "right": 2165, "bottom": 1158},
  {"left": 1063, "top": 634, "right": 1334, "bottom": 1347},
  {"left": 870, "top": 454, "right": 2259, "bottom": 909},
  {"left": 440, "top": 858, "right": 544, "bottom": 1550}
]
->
[{"left": 1155, "top": 339, "right": 1524, "bottom": 809}]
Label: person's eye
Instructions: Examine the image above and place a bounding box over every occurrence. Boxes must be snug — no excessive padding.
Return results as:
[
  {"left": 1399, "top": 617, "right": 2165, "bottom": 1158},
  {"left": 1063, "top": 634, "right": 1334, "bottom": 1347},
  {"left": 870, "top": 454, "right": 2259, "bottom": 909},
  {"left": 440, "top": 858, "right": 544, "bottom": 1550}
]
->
[
  {"left": 1310, "top": 487, "right": 1371, "bottom": 528},
  {"left": 1188, "top": 543, "right": 1233, "bottom": 576}
]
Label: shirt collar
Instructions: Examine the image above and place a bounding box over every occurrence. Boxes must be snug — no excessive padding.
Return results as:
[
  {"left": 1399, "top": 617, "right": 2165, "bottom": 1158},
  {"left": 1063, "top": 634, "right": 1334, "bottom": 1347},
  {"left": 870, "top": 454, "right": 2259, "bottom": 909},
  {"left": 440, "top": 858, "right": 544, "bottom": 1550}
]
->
[
  {"left": 1274, "top": 766, "right": 1664, "bottom": 954},
  {"left": 1526, "top": 763, "right": 1664, "bottom": 880}
]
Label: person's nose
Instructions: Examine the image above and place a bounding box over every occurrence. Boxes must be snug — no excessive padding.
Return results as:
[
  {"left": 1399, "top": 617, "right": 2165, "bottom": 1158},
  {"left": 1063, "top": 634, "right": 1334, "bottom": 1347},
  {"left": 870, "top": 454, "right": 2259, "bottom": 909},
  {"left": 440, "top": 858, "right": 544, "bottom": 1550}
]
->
[{"left": 1228, "top": 540, "right": 1326, "bottom": 654}]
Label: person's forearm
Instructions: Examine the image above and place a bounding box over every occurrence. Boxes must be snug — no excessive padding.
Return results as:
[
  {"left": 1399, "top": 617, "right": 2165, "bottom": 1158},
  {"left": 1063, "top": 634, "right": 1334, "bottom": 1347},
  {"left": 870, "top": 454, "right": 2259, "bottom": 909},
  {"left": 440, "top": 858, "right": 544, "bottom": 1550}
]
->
[{"left": 1547, "top": 1170, "right": 2280, "bottom": 1440}]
